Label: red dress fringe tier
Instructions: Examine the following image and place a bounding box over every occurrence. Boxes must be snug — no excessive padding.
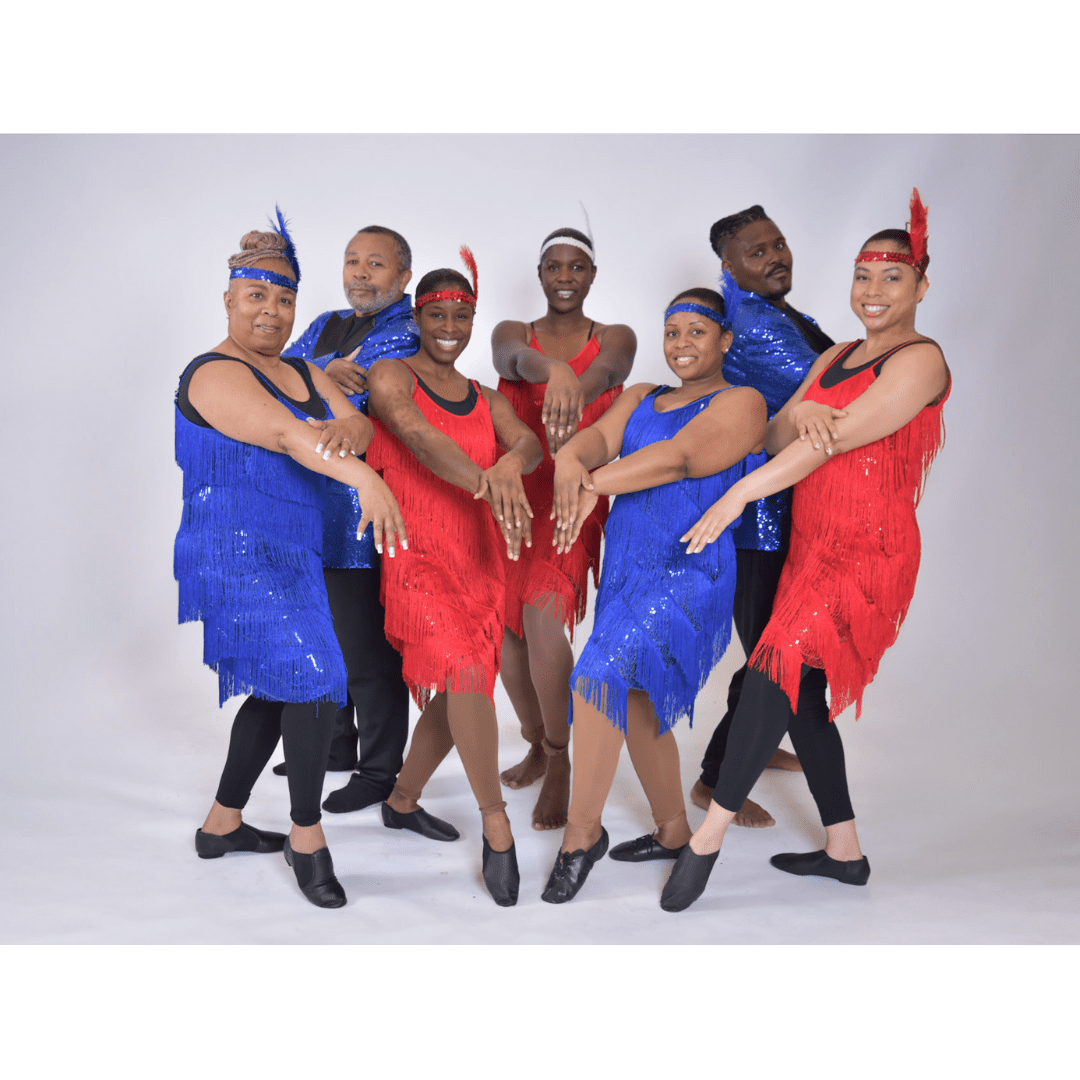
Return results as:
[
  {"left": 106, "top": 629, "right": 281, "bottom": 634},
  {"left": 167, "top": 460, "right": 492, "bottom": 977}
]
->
[
  {"left": 749, "top": 340, "right": 950, "bottom": 720},
  {"left": 497, "top": 329, "right": 622, "bottom": 637},
  {"left": 367, "top": 364, "right": 506, "bottom": 708}
]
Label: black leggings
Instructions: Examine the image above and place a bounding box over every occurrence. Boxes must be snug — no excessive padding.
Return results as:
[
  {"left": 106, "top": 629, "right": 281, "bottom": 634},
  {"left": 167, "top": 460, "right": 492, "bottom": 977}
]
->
[
  {"left": 713, "top": 666, "right": 854, "bottom": 828},
  {"left": 700, "top": 548, "right": 829, "bottom": 789},
  {"left": 215, "top": 696, "right": 337, "bottom": 827}
]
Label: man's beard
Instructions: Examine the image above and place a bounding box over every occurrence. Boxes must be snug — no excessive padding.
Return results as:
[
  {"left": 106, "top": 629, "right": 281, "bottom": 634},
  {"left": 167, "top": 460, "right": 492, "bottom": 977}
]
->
[
  {"left": 760, "top": 275, "right": 792, "bottom": 302},
  {"left": 346, "top": 283, "right": 398, "bottom": 315}
]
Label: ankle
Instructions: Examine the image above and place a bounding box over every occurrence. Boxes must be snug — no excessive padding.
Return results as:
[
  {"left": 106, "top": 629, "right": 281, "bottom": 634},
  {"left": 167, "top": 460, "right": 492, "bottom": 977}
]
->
[
  {"left": 387, "top": 788, "right": 419, "bottom": 814},
  {"left": 482, "top": 810, "right": 513, "bottom": 851},
  {"left": 202, "top": 802, "right": 242, "bottom": 836},
  {"left": 289, "top": 823, "right": 326, "bottom": 854},
  {"left": 655, "top": 816, "right": 691, "bottom": 850},
  {"left": 562, "top": 821, "right": 600, "bottom": 853}
]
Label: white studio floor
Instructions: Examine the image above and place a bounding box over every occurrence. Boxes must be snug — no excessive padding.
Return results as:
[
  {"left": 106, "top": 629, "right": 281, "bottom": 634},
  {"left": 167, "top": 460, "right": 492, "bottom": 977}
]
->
[{"left": 4, "top": 631, "right": 1076, "bottom": 947}]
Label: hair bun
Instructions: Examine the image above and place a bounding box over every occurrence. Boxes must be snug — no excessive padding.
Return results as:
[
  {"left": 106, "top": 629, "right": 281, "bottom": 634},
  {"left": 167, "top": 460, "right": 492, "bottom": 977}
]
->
[{"left": 228, "top": 229, "right": 289, "bottom": 270}]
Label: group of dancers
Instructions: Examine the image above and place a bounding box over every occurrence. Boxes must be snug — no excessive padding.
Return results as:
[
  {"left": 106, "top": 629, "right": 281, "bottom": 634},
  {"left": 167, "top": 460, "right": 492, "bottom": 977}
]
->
[{"left": 175, "top": 190, "right": 949, "bottom": 910}]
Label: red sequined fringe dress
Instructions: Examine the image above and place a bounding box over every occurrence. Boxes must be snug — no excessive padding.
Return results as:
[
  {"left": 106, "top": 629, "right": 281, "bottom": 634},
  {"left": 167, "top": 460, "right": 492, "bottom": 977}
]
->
[
  {"left": 750, "top": 340, "right": 950, "bottom": 720},
  {"left": 367, "top": 365, "right": 506, "bottom": 707},
  {"left": 497, "top": 326, "right": 622, "bottom": 637}
]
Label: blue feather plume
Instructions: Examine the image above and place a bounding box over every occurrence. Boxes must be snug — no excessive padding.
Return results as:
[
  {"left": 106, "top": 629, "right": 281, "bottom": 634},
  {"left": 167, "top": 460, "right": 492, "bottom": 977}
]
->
[
  {"left": 719, "top": 268, "right": 743, "bottom": 328},
  {"left": 269, "top": 205, "right": 301, "bottom": 285}
]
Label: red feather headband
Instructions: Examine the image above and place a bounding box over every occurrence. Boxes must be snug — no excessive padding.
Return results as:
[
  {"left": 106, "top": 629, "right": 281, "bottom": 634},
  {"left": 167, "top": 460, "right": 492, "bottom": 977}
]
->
[
  {"left": 856, "top": 188, "right": 930, "bottom": 277},
  {"left": 415, "top": 245, "right": 479, "bottom": 309}
]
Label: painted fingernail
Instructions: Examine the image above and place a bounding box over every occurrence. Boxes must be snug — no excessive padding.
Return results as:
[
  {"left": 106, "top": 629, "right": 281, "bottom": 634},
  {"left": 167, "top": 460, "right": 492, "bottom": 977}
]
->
[
  {"left": 401, "top": 540, "right": 408, "bottom": 550},
  {"left": 388, "top": 548, "right": 395, "bottom": 558},
  {"left": 339, "top": 449, "right": 346, "bottom": 457},
  {"left": 375, "top": 543, "right": 383, "bottom": 554},
  {"left": 316, "top": 443, "right": 324, "bottom": 453},
  {"left": 323, "top": 450, "right": 332, "bottom": 460}
]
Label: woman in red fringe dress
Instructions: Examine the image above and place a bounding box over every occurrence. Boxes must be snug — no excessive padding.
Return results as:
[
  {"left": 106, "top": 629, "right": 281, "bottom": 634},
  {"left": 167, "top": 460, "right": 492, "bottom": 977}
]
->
[
  {"left": 365, "top": 250, "right": 542, "bottom": 906},
  {"left": 660, "top": 190, "right": 951, "bottom": 911},
  {"left": 492, "top": 227, "right": 636, "bottom": 830}
]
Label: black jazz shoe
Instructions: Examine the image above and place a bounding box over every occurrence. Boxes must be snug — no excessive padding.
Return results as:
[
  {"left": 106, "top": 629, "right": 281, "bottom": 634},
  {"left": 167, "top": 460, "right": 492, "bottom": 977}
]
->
[
  {"left": 609, "top": 834, "right": 686, "bottom": 862},
  {"left": 195, "top": 822, "right": 287, "bottom": 859},
  {"left": 381, "top": 801, "right": 461, "bottom": 841},
  {"left": 770, "top": 849, "right": 870, "bottom": 885},
  {"left": 283, "top": 838, "right": 347, "bottom": 908},
  {"left": 659, "top": 845, "right": 720, "bottom": 912},
  {"left": 541, "top": 828, "right": 609, "bottom": 904},
  {"left": 482, "top": 838, "right": 520, "bottom": 907}
]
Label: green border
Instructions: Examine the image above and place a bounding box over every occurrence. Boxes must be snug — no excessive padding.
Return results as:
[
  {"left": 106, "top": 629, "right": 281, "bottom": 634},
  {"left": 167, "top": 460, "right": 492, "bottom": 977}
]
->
[
  {"left": 6, "top": 946, "right": 1071, "bottom": 1071},
  {"left": 4, "top": 1, "right": 1075, "bottom": 131}
]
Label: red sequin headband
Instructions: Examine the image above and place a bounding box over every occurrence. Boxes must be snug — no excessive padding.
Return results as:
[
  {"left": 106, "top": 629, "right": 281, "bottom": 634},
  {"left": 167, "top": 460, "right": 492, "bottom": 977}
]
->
[
  {"left": 855, "top": 188, "right": 929, "bottom": 276},
  {"left": 415, "top": 245, "right": 479, "bottom": 309}
]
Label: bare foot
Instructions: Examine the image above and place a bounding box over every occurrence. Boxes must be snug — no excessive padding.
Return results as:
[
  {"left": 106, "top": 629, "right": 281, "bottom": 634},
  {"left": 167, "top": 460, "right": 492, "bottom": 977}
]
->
[
  {"left": 501, "top": 743, "right": 547, "bottom": 789},
  {"left": 689, "top": 779, "right": 714, "bottom": 812},
  {"left": 766, "top": 748, "right": 803, "bottom": 772},
  {"left": 731, "top": 798, "right": 776, "bottom": 828},
  {"left": 531, "top": 750, "right": 570, "bottom": 830}
]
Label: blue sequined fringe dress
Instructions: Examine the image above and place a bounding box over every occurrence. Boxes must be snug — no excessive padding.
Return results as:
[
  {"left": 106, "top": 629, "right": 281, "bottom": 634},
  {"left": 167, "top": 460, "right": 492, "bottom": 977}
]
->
[
  {"left": 173, "top": 354, "right": 348, "bottom": 707},
  {"left": 571, "top": 386, "right": 751, "bottom": 734}
]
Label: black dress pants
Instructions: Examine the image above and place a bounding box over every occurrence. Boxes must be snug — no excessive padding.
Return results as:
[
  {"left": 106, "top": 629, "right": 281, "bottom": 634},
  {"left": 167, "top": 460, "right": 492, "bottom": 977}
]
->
[
  {"left": 323, "top": 566, "right": 410, "bottom": 792},
  {"left": 699, "top": 548, "right": 829, "bottom": 789},
  {"left": 712, "top": 666, "right": 854, "bottom": 827}
]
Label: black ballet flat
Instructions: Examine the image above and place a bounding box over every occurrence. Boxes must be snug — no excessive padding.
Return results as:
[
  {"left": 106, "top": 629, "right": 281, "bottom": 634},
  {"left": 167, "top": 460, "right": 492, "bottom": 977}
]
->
[
  {"left": 540, "top": 828, "right": 609, "bottom": 904},
  {"left": 659, "top": 845, "right": 720, "bottom": 912},
  {"left": 770, "top": 849, "right": 870, "bottom": 886},
  {"left": 381, "top": 801, "right": 460, "bottom": 842},
  {"left": 322, "top": 774, "right": 393, "bottom": 815},
  {"left": 609, "top": 834, "right": 687, "bottom": 863},
  {"left": 282, "top": 838, "right": 347, "bottom": 908},
  {"left": 195, "top": 822, "right": 287, "bottom": 859},
  {"left": 482, "top": 838, "right": 520, "bottom": 907}
]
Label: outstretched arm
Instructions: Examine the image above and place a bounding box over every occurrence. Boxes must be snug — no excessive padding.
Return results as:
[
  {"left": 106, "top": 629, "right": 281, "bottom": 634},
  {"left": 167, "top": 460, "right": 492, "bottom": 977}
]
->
[
  {"left": 683, "top": 344, "right": 949, "bottom": 552},
  {"left": 576, "top": 323, "right": 637, "bottom": 404},
  {"left": 367, "top": 358, "right": 490, "bottom": 495},
  {"left": 187, "top": 360, "right": 406, "bottom": 554},
  {"left": 553, "top": 386, "right": 767, "bottom": 550}
]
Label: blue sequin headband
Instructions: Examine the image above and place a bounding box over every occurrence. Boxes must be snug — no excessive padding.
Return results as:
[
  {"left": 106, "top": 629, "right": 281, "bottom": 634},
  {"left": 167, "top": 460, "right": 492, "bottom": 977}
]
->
[
  {"left": 229, "top": 266, "right": 298, "bottom": 292},
  {"left": 664, "top": 301, "right": 731, "bottom": 330}
]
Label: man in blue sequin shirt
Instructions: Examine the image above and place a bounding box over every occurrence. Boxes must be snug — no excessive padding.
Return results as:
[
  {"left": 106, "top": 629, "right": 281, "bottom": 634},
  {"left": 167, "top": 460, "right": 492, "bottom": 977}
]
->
[
  {"left": 276, "top": 226, "right": 420, "bottom": 815},
  {"left": 691, "top": 207, "right": 836, "bottom": 827}
]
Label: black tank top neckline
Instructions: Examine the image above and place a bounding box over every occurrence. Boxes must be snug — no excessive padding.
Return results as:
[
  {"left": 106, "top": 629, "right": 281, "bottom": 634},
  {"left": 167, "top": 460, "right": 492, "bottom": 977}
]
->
[
  {"left": 177, "top": 352, "right": 327, "bottom": 427},
  {"left": 820, "top": 339, "right": 922, "bottom": 388},
  {"left": 411, "top": 367, "right": 480, "bottom": 416}
]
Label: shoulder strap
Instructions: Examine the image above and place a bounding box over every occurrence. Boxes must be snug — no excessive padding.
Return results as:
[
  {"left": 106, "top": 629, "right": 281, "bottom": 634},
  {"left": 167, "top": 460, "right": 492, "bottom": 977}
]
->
[{"left": 871, "top": 339, "right": 923, "bottom": 376}]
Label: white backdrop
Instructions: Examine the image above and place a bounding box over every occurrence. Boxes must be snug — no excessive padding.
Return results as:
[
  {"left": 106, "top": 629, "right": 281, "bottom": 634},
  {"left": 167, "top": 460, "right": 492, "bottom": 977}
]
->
[{"left": 1, "top": 134, "right": 1077, "bottom": 944}]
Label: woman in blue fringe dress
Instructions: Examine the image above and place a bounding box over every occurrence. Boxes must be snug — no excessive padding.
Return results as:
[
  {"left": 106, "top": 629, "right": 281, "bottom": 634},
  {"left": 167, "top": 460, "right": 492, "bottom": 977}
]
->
[
  {"left": 540, "top": 284, "right": 767, "bottom": 904},
  {"left": 175, "top": 219, "right": 406, "bottom": 909}
]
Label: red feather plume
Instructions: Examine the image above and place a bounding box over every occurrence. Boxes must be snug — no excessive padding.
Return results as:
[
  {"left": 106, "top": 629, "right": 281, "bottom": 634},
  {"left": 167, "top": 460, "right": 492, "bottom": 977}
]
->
[
  {"left": 459, "top": 245, "right": 478, "bottom": 300},
  {"left": 907, "top": 187, "right": 929, "bottom": 271}
]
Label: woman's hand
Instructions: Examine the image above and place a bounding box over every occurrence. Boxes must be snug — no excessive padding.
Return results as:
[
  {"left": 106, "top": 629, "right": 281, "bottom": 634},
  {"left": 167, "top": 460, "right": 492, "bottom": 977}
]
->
[
  {"left": 788, "top": 400, "right": 848, "bottom": 454},
  {"left": 476, "top": 457, "right": 534, "bottom": 561},
  {"left": 306, "top": 412, "right": 369, "bottom": 460},
  {"left": 552, "top": 451, "right": 595, "bottom": 539},
  {"left": 323, "top": 346, "right": 367, "bottom": 397},
  {"left": 553, "top": 484, "right": 598, "bottom": 554},
  {"left": 353, "top": 466, "right": 407, "bottom": 558},
  {"left": 542, "top": 363, "right": 585, "bottom": 455},
  {"left": 681, "top": 487, "right": 749, "bottom": 554}
]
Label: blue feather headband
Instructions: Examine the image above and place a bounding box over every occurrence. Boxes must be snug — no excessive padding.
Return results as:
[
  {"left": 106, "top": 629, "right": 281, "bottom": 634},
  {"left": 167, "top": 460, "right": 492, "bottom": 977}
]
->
[
  {"left": 229, "top": 266, "right": 298, "bottom": 292},
  {"left": 269, "top": 205, "right": 301, "bottom": 285},
  {"left": 664, "top": 302, "right": 732, "bottom": 331}
]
